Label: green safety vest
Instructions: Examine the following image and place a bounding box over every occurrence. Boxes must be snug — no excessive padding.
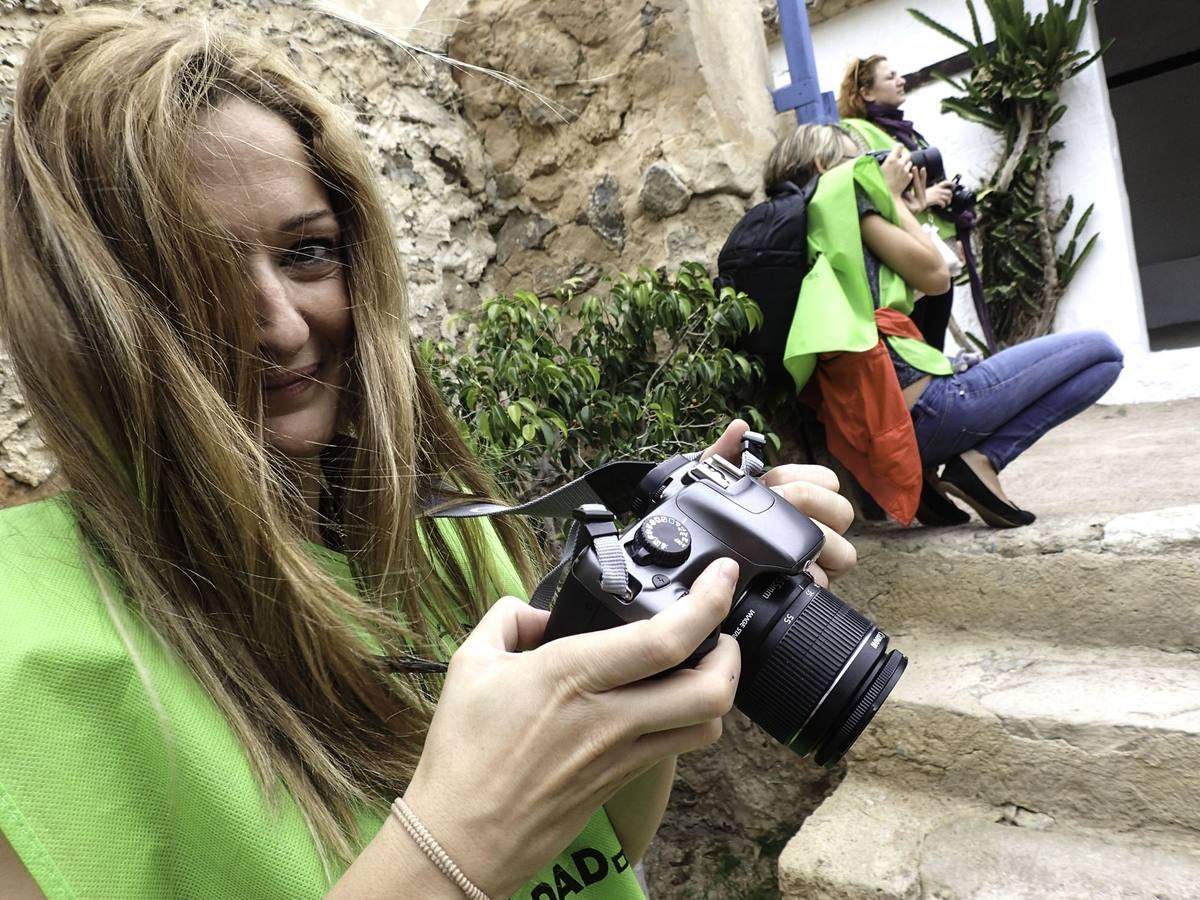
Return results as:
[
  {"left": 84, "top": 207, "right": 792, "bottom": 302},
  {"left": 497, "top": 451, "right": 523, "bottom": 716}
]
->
[
  {"left": 782, "top": 156, "right": 952, "bottom": 391},
  {"left": 0, "top": 497, "right": 644, "bottom": 900},
  {"left": 841, "top": 117, "right": 958, "bottom": 242}
]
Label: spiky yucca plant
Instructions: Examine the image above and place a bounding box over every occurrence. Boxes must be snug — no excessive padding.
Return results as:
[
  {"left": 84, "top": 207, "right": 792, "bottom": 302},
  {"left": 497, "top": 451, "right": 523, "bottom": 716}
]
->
[{"left": 909, "top": 0, "right": 1110, "bottom": 344}]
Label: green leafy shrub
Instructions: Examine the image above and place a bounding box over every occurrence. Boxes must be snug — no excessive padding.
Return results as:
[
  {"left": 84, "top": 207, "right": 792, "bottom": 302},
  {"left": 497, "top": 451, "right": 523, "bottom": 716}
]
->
[
  {"left": 420, "top": 262, "right": 774, "bottom": 507},
  {"left": 909, "top": 0, "right": 1109, "bottom": 345}
]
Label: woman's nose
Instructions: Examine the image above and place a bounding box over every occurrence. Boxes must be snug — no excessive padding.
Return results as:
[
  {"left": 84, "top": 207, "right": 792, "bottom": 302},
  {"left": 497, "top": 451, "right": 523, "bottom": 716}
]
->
[{"left": 251, "top": 262, "right": 308, "bottom": 361}]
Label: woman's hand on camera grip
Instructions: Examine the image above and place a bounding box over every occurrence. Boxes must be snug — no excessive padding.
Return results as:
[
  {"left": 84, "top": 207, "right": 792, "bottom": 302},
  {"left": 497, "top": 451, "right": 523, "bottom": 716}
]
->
[
  {"left": 880, "top": 145, "right": 914, "bottom": 196},
  {"left": 902, "top": 166, "right": 929, "bottom": 216},
  {"left": 402, "top": 559, "right": 741, "bottom": 899},
  {"left": 925, "top": 179, "right": 954, "bottom": 210},
  {"left": 702, "top": 419, "right": 857, "bottom": 585}
]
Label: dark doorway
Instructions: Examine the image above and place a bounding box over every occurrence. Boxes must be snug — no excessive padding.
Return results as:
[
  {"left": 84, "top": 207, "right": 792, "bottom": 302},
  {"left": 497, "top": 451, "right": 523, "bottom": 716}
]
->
[{"left": 1098, "top": 0, "right": 1200, "bottom": 350}]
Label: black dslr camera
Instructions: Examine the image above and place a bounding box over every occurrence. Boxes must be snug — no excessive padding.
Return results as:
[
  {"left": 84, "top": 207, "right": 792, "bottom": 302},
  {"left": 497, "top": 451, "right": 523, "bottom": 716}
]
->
[
  {"left": 867, "top": 146, "right": 976, "bottom": 218},
  {"left": 542, "top": 438, "right": 907, "bottom": 767}
]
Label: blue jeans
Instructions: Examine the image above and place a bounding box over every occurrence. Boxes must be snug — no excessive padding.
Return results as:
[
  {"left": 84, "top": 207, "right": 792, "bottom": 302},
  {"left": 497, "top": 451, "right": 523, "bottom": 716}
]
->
[{"left": 909, "top": 330, "right": 1124, "bottom": 472}]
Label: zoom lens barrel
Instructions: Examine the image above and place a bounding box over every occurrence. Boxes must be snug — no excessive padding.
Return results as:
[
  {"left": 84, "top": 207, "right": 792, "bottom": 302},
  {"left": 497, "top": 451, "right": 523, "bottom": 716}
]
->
[
  {"left": 728, "top": 574, "right": 906, "bottom": 767},
  {"left": 866, "top": 146, "right": 947, "bottom": 186}
]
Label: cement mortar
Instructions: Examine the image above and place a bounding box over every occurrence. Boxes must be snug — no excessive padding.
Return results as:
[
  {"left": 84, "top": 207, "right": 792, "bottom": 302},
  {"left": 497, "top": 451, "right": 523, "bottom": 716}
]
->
[
  {"left": 840, "top": 399, "right": 1200, "bottom": 652},
  {"left": 779, "top": 771, "right": 1200, "bottom": 900},
  {"left": 782, "top": 398, "right": 1200, "bottom": 899},
  {"left": 957, "top": 398, "right": 1200, "bottom": 520},
  {"left": 918, "top": 819, "right": 1200, "bottom": 900},
  {"left": 844, "top": 542, "right": 1200, "bottom": 652}
]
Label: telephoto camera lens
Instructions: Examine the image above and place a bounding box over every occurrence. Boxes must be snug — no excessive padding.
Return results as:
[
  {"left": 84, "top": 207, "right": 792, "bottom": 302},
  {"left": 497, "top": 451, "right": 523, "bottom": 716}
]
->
[
  {"left": 725, "top": 573, "right": 906, "bottom": 767},
  {"left": 866, "top": 146, "right": 946, "bottom": 186}
]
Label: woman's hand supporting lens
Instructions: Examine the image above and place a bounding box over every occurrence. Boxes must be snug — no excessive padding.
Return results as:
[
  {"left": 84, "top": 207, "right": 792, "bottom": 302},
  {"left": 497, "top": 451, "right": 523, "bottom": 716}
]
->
[
  {"left": 863, "top": 150, "right": 952, "bottom": 296},
  {"left": 924, "top": 179, "right": 954, "bottom": 210},
  {"left": 902, "top": 166, "right": 929, "bottom": 217}
]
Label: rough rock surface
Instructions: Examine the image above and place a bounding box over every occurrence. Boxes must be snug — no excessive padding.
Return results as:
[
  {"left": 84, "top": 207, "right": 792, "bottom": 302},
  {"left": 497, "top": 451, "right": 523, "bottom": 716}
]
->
[
  {"left": 448, "top": 0, "right": 784, "bottom": 298},
  {"left": 583, "top": 175, "right": 627, "bottom": 250},
  {"left": 640, "top": 160, "right": 692, "bottom": 219},
  {"left": 644, "top": 711, "right": 843, "bottom": 900},
  {"left": 0, "top": 358, "right": 55, "bottom": 498}
]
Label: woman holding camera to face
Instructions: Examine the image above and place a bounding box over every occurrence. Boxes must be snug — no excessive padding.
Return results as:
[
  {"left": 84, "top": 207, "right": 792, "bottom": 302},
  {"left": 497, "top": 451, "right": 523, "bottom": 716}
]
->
[
  {"left": 837, "top": 54, "right": 963, "bottom": 352},
  {"left": 0, "top": 9, "right": 859, "bottom": 899},
  {"left": 761, "top": 124, "right": 1122, "bottom": 530}
]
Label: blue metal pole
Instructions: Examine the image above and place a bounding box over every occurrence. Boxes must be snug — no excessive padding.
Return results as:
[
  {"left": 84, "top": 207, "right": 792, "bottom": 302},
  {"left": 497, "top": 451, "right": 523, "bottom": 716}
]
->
[{"left": 773, "top": 0, "right": 839, "bottom": 123}]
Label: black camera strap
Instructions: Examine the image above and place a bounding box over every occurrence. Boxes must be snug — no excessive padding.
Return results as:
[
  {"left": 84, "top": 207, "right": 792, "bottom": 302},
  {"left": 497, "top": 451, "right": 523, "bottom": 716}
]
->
[
  {"left": 388, "top": 440, "right": 761, "bottom": 672},
  {"left": 425, "top": 459, "right": 663, "bottom": 610},
  {"left": 956, "top": 220, "right": 999, "bottom": 354},
  {"left": 427, "top": 460, "right": 657, "bottom": 522},
  {"left": 427, "top": 439, "right": 765, "bottom": 610}
]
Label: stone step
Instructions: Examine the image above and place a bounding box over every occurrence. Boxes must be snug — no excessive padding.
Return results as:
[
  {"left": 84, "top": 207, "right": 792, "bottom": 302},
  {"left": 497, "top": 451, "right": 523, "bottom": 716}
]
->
[
  {"left": 778, "top": 772, "right": 1200, "bottom": 900},
  {"left": 846, "top": 629, "right": 1200, "bottom": 834},
  {"left": 838, "top": 505, "right": 1200, "bottom": 652}
]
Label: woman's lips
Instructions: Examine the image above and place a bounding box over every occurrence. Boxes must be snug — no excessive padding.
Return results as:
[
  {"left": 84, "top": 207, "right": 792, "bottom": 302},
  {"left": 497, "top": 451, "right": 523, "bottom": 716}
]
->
[{"left": 264, "top": 363, "right": 320, "bottom": 395}]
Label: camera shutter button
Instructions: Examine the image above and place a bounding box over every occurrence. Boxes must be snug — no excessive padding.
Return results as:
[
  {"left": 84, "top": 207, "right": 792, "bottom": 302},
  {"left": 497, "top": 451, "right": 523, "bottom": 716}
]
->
[{"left": 632, "top": 515, "right": 692, "bottom": 567}]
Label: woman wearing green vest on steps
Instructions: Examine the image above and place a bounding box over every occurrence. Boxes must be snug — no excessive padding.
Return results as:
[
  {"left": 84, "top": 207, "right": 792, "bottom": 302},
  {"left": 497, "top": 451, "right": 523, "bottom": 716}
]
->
[
  {"left": 837, "top": 55, "right": 960, "bottom": 352},
  {"left": 0, "top": 9, "right": 859, "bottom": 899},
  {"left": 769, "top": 124, "right": 1123, "bottom": 529}
]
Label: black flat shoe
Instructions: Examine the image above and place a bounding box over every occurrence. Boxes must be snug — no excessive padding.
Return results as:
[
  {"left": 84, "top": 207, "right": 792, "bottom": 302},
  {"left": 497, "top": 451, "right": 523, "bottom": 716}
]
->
[
  {"left": 939, "top": 457, "right": 1036, "bottom": 528},
  {"left": 916, "top": 473, "right": 970, "bottom": 527}
]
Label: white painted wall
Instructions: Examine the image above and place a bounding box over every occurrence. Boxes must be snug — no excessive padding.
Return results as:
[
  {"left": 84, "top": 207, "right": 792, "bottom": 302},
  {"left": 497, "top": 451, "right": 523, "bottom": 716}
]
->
[{"left": 770, "top": 0, "right": 1149, "bottom": 356}]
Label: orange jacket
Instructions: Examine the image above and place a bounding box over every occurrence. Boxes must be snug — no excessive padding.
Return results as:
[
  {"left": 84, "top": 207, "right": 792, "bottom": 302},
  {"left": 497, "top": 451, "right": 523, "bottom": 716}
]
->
[{"left": 804, "top": 308, "right": 927, "bottom": 524}]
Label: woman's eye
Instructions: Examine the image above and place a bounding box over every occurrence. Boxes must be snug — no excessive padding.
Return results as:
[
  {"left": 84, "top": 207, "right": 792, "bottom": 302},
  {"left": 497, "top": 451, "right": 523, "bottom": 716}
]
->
[{"left": 284, "top": 239, "right": 342, "bottom": 270}]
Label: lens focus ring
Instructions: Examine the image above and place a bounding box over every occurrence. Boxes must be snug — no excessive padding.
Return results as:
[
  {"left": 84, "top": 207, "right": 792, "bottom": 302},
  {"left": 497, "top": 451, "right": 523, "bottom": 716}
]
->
[
  {"left": 737, "top": 588, "right": 871, "bottom": 747},
  {"left": 816, "top": 650, "right": 906, "bottom": 768}
]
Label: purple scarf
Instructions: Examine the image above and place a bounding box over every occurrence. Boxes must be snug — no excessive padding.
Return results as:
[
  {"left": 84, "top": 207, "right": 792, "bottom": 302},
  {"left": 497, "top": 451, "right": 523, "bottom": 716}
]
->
[{"left": 865, "top": 102, "right": 925, "bottom": 151}]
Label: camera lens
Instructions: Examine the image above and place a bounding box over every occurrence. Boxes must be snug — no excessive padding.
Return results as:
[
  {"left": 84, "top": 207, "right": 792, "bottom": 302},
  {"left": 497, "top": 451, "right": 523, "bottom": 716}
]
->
[
  {"left": 727, "top": 575, "right": 906, "bottom": 767},
  {"left": 908, "top": 147, "right": 945, "bottom": 184}
]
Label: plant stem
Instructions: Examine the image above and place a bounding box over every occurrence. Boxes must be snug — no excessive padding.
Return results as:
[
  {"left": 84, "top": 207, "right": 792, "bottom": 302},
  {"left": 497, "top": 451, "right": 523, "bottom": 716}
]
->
[
  {"left": 994, "top": 104, "right": 1033, "bottom": 193},
  {"left": 1033, "top": 113, "right": 1061, "bottom": 339}
]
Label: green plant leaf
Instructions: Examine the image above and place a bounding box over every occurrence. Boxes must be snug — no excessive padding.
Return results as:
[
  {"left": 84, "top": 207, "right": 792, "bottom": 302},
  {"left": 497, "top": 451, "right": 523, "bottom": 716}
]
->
[
  {"left": 1061, "top": 232, "right": 1099, "bottom": 286},
  {"left": 908, "top": 7, "right": 975, "bottom": 49}
]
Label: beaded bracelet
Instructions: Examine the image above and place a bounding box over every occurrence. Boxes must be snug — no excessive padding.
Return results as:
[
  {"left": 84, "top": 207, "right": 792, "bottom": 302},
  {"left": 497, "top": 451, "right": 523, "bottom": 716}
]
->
[{"left": 391, "top": 797, "right": 492, "bottom": 900}]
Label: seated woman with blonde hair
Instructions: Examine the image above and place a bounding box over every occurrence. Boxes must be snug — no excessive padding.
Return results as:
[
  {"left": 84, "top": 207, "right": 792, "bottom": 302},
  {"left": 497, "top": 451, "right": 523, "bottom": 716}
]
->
[{"left": 757, "top": 123, "right": 1122, "bottom": 529}]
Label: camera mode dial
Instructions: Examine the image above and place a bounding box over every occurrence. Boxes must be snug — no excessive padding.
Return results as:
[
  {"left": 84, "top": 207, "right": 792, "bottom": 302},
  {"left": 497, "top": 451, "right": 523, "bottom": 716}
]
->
[{"left": 632, "top": 515, "right": 692, "bottom": 567}]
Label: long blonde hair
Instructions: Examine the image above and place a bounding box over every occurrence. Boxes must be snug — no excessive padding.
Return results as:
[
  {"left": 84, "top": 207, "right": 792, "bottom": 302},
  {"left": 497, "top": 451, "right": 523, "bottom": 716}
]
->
[
  {"left": 0, "top": 7, "right": 534, "bottom": 865},
  {"left": 837, "top": 54, "right": 887, "bottom": 119}
]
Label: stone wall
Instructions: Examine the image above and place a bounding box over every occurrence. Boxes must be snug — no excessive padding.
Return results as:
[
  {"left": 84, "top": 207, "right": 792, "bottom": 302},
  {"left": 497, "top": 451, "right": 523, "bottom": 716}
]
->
[
  {"left": 646, "top": 712, "right": 842, "bottom": 899},
  {"left": 447, "top": 0, "right": 785, "bottom": 298}
]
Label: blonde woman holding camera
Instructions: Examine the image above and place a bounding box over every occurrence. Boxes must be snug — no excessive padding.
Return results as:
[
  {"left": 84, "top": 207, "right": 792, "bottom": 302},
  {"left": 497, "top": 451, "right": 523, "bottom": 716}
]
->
[{"left": 0, "top": 9, "right": 856, "bottom": 898}]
